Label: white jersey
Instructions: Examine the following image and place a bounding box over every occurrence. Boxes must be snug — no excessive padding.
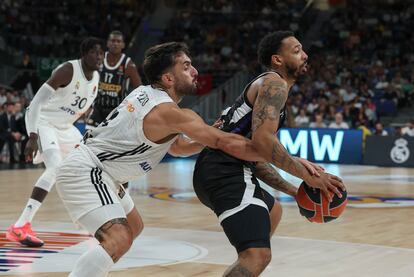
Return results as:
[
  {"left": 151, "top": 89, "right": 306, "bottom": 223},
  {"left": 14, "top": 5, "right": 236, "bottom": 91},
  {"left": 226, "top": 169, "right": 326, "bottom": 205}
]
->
[
  {"left": 82, "top": 85, "right": 177, "bottom": 183},
  {"left": 39, "top": 59, "right": 99, "bottom": 129}
]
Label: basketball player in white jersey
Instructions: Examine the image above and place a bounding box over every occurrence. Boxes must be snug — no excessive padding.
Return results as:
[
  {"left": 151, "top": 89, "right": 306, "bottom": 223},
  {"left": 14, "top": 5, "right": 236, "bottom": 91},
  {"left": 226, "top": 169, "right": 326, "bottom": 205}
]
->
[
  {"left": 6, "top": 37, "right": 104, "bottom": 247},
  {"left": 54, "top": 42, "right": 264, "bottom": 277}
]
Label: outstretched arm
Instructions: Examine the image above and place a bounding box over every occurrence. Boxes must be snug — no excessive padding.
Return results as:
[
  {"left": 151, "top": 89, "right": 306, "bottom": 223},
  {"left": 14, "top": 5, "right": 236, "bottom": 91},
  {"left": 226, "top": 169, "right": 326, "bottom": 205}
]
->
[
  {"left": 168, "top": 134, "right": 204, "bottom": 157},
  {"left": 161, "top": 106, "right": 265, "bottom": 162}
]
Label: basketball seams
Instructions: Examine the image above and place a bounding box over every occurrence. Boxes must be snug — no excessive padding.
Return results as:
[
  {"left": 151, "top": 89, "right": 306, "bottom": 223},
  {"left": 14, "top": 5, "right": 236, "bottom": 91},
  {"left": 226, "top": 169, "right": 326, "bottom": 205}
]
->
[{"left": 296, "top": 182, "right": 347, "bottom": 223}]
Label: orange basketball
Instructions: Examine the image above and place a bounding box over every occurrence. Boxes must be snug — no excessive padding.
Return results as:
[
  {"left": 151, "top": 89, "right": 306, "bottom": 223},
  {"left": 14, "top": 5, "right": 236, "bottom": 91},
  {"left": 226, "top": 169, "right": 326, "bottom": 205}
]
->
[{"left": 296, "top": 181, "right": 347, "bottom": 223}]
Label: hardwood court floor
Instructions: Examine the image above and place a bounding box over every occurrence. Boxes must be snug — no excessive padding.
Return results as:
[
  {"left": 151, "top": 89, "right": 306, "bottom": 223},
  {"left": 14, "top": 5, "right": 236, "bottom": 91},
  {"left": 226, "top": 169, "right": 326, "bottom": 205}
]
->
[{"left": 1, "top": 160, "right": 414, "bottom": 276}]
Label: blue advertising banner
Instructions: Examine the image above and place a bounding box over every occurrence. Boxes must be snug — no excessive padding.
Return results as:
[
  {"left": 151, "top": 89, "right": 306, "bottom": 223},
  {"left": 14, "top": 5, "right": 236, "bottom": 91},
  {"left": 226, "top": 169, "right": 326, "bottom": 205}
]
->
[{"left": 277, "top": 128, "right": 363, "bottom": 164}]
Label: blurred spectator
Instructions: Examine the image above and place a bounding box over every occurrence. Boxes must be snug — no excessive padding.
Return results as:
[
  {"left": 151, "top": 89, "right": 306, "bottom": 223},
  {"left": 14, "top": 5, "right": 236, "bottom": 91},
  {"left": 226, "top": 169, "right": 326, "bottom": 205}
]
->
[
  {"left": 309, "top": 113, "right": 327, "bottom": 128},
  {"left": 14, "top": 101, "right": 28, "bottom": 162},
  {"left": 0, "top": 102, "right": 23, "bottom": 163},
  {"left": 394, "top": 126, "right": 403, "bottom": 137},
  {"left": 295, "top": 108, "right": 310, "bottom": 128},
  {"left": 374, "top": 122, "right": 388, "bottom": 136},
  {"left": 357, "top": 120, "right": 372, "bottom": 145},
  {"left": 329, "top": 112, "right": 349, "bottom": 129},
  {"left": 401, "top": 119, "right": 414, "bottom": 136},
  {"left": 0, "top": 88, "right": 7, "bottom": 106}
]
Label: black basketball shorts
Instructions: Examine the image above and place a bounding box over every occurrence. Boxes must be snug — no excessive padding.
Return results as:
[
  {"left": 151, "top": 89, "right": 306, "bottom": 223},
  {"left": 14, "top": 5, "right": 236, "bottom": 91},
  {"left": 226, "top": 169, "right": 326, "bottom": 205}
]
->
[{"left": 193, "top": 148, "right": 275, "bottom": 253}]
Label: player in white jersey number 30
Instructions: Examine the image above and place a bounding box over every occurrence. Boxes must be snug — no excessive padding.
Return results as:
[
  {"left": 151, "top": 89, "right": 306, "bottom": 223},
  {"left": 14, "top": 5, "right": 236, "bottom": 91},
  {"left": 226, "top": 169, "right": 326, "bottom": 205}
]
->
[
  {"left": 6, "top": 37, "right": 104, "bottom": 247},
  {"left": 55, "top": 42, "right": 265, "bottom": 277}
]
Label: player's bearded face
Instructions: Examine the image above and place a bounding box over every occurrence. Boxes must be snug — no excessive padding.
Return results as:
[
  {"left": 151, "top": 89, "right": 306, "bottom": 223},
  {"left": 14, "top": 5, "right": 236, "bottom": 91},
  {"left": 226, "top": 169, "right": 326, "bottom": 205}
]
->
[
  {"left": 174, "top": 73, "right": 198, "bottom": 95},
  {"left": 286, "top": 60, "right": 308, "bottom": 79},
  {"left": 281, "top": 37, "right": 308, "bottom": 79},
  {"left": 172, "top": 54, "right": 199, "bottom": 95}
]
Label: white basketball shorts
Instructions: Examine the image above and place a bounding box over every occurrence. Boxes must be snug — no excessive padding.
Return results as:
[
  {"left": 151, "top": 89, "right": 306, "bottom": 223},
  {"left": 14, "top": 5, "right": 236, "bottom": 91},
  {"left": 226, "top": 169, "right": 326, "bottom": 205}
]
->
[
  {"left": 34, "top": 124, "right": 82, "bottom": 164},
  {"left": 55, "top": 144, "right": 135, "bottom": 235}
]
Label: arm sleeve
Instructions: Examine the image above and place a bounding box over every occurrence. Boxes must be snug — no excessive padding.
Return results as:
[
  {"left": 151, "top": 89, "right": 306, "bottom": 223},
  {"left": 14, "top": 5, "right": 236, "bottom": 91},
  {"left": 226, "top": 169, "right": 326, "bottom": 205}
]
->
[{"left": 25, "top": 83, "right": 55, "bottom": 134}]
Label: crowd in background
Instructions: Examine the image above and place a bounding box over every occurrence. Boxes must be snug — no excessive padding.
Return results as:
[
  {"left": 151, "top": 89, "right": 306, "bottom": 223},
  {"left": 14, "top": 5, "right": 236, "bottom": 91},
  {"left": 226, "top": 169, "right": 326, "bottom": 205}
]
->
[
  {"left": 0, "top": 0, "right": 154, "bottom": 57},
  {"left": 286, "top": 0, "right": 414, "bottom": 133},
  {"left": 1, "top": 0, "right": 414, "bottom": 163},
  {"left": 0, "top": 88, "right": 28, "bottom": 163},
  {"left": 161, "top": 0, "right": 307, "bottom": 86}
]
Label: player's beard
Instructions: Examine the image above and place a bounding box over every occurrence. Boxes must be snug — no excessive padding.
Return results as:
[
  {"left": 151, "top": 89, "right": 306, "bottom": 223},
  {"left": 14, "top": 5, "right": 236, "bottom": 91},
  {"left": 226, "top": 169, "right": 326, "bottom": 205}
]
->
[
  {"left": 286, "top": 62, "right": 307, "bottom": 79},
  {"left": 175, "top": 78, "right": 198, "bottom": 96}
]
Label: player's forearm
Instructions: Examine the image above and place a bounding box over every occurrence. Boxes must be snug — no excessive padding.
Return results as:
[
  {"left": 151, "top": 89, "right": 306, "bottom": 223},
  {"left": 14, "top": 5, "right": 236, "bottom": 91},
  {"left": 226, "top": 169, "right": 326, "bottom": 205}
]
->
[
  {"left": 270, "top": 139, "right": 311, "bottom": 181},
  {"left": 25, "top": 83, "right": 54, "bottom": 135},
  {"left": 255, "top": 133, "right": 311, "bottom": 182},
  {"left": 169, "top": 139, "right": 204, "bottom": 157},
  {"left": 216, "top": 134, "right": 265, "bottom": 162},
  {"left": 254, "top": 162, "right": 297, "bottom": 197}
]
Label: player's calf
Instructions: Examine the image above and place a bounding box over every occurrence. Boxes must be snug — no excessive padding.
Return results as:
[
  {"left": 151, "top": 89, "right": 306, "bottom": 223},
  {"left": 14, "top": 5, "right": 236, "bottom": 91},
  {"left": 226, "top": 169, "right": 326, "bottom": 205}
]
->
[{"left": 231, "top": 248, "right": 272, "bottom": 277}]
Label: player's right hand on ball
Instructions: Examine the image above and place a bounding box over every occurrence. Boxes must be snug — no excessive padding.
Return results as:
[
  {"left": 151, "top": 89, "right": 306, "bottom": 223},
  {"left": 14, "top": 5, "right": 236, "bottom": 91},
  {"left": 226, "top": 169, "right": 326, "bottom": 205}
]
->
[
  {"left": 304, "top": 172, "right": 345, "bottom": 202},
  {"left": 24, "top": 133, "right": 39, "bottom": 162}
]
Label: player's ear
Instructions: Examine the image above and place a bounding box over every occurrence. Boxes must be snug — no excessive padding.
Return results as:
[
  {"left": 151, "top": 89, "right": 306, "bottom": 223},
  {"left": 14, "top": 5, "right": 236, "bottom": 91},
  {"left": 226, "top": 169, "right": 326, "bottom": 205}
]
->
[
  {"left": 160, "top": 72, "right": 174, "bottom": 86},
  {"left": 271, "top": 54, "right": 283, "bottom": 67}
]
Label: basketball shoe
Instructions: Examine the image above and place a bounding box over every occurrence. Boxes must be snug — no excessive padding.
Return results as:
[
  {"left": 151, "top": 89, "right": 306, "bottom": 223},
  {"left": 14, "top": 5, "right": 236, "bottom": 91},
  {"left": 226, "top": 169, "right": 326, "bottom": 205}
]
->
[{"left": 6, "top": 222, "right": 44, "bottom": 247}]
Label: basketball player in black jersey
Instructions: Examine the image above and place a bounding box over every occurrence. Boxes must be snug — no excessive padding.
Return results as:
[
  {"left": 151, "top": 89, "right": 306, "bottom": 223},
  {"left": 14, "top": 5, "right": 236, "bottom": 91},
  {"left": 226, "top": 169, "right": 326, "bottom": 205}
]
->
[
  {"left": 87, "top": 30, "right": 141, "bottom": 127},
  {"left": 193, "top": 31, "right": 346, "bottom": 276}
]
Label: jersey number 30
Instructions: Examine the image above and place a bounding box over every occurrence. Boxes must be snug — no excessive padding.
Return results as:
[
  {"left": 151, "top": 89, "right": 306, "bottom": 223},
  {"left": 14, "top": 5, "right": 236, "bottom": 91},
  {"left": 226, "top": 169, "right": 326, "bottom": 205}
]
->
[{"left": 71, "top": 96, "right": 88, "bottom": 109}]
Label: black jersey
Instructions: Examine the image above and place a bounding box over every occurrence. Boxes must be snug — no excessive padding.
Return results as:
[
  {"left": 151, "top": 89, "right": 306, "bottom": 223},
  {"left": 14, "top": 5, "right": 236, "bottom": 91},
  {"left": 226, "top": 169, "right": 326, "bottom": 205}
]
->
[
  {"left": 95, "top": 52, "right": 130, "bottom": 111},
  {"left": 220, "top": 71, "right": 286, "bottom": 138}
]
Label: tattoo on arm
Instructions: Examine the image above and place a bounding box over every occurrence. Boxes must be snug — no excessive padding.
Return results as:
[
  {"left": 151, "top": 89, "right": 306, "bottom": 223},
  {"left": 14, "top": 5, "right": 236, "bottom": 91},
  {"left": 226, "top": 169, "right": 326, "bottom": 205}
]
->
[
  {"left": 271, "top": 141, "right": 308, "bottom": 180},
  {"left": 252, "top": 78, "right": 288, "bottom": 132},
  {"left": 254, "top": 162, "right": 297, "bottom": 197},
  {"left": 251, "top": 77, "right": 308, "bottom": 179}
]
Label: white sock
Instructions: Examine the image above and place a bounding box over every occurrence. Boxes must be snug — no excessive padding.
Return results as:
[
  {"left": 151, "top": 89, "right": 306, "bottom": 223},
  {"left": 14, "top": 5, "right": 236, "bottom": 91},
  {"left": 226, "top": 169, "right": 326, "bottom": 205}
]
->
[
  {"left": 69, "top": 244, "right": 114, "bottom": 277},
  {"left": 15, "top": 198, "right": 41, "bottom": 227}
]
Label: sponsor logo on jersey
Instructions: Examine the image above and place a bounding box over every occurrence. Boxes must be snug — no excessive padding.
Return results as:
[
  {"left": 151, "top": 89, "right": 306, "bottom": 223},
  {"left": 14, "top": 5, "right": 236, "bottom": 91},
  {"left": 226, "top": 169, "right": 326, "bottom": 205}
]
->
[
  {"left": 149, "top": 189, "right": 414, "bottom": 208},
  {"left": 59, "top": 106, "right": 76, "bottom": 115},
  {"left": 137, "top": 92, "right": 149, "bottom": 106},
  {"left": 99, "top": 82, "right": 122, "bottom": 93},
  {"left": 75, "top": 81, "right": 80, "bottom": 90},
  {"left": 127, "top": 103, "right": 135, "bottom": 112},
  {"left": 139, "top": 161, "right": 152, "bottom": 172}
]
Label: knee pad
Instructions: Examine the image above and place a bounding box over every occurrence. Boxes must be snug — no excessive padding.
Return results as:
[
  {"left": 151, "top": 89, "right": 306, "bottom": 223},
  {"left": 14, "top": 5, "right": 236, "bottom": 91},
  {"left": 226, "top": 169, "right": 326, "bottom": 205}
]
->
[
  {"left": 34, "top": 149, "right": 62, "bottom": 192},
  {"left": 35, "top": 167, "right": 58, "bottom": 192}
]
